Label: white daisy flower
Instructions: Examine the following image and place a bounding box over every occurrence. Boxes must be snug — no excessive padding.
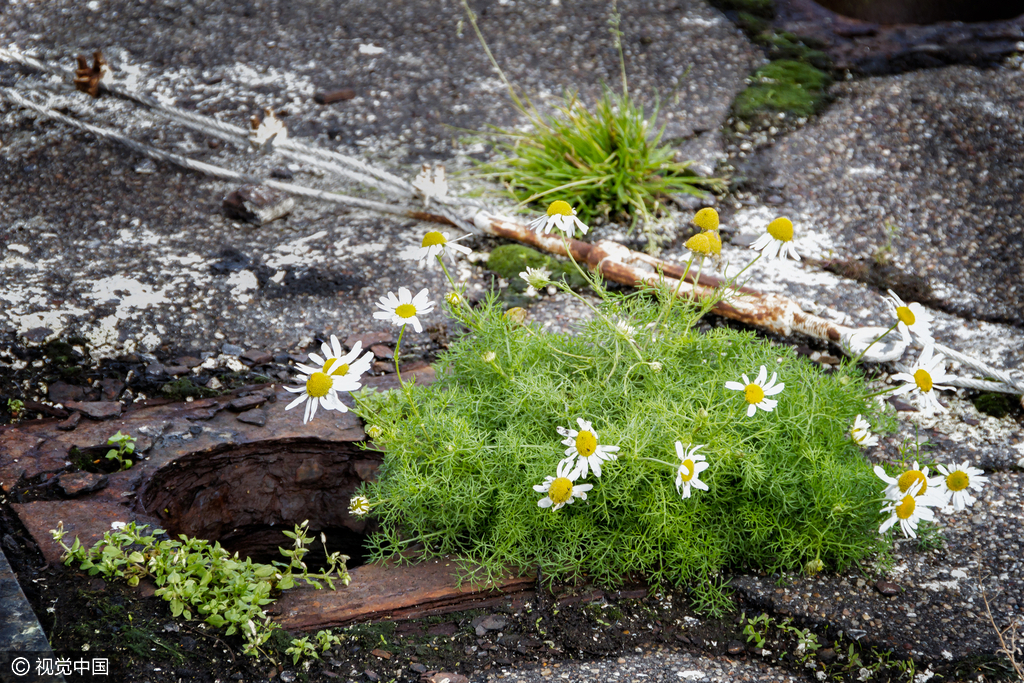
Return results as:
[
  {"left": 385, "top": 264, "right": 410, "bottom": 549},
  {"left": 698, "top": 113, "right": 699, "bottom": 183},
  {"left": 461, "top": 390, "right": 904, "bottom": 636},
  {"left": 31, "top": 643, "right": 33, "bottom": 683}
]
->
[
  {"left": 890, "top": 344, "right": 955, "bottom": 413},
  {"left": 557, "top": 418, "right": 621, "bottom": 479},
  {"left": 373, "top": 287, "right": 435, "bottom": 333},
  {"left": 885, "top": 289, "right": 934, "bottom": 342},
  {"left": 614, "top": 319, "right": 636, "bottom": 339},
  {"left": 750, "top": 217, "right": 800, "bottom": 261},
  {"left": 674, "top": 442, "right": 710, "bottom": 499},
  {"left": 110, "top": 521, "right": 127, "bottom": 531},
  {"left": 249, "top": 108, "right": 288, "bottom": 150},
  {"left": 411, "top": 163, "right": 449, "bottom": 206},
  {"left": 879, "top": 480, "right": 936, "bottom": 539},
  {"left": 873, "top": 460, "right": 942, "bottom": 504},
  {"left": 520, "top": 266, "right": 552, "bottom": 290},
  {"left": 400, "top": 230, "right": 472, "bottom": 266},
  {"left": 284, "top": 361, "right": 359, "bottom": 424},
  {"left": 348, "top": 495, "right": 372, "bottom": 517},
  {"left": 849, "top": 415, "right": 879, "bottom": 448},
  {"left": 533, "top": 457, "right": 593, "bottom": 511},
  {"left": 308, "top": 335, "right": 374, "bottom": 387},
  {"left": 725, "top": 366, "right": 785, "bottom": 417},
  {"left": 934, "top": 460, "right": 988, "bottom": 511},
  {"left": 528, "top": 200, "right": 590, "bottom": 237}
]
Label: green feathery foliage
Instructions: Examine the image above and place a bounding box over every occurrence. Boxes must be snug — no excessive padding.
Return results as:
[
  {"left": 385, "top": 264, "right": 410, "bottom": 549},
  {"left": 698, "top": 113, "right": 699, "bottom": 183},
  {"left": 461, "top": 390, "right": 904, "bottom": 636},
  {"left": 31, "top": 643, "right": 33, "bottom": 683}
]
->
[{"left": 354, "top": 286, "right": 891, "bottom": 613}]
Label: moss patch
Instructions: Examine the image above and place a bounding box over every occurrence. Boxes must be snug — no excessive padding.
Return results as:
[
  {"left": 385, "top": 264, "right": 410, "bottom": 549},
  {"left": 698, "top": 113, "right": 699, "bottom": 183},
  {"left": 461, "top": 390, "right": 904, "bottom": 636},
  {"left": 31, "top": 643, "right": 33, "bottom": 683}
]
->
[
  {"left": 712, "top": 0, "right": 775, "bottom": 19},
  {"left": 486, "top": 244, "right": 590, "bottom": 292},
  {"left": 972, "top": 392, "right": 1016, "bottom": 419},
  {"left": 160, "top": 378, "right": 217, "bottom": 401},
  {"left": 733, "top": 60, "right": 833, "bottom": 119}
]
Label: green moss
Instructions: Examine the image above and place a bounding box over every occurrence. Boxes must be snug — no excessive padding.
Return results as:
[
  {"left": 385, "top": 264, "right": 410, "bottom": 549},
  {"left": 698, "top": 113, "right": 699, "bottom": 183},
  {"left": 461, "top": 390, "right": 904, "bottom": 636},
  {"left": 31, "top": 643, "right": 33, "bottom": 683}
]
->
[
  {"left": 735, "top": 11, "right": 771, "bottom": 34},
  {"left": 757, "top": 34, "right": 831, "bottom": 69},
  {"left": 713, "top": 0, "right": 774, "bottom": 19},
  {"left": 973, "top": 392, "right": 1015, "bottom": 419},
  {"left": 160, "top": 378, "right": 217, "bottom": 401},
  {"left": 486, "top": 244, "right": 589, "bottom": 291},
  {"left": 733, "top": 60, "right": 833, "bottom": 119}
]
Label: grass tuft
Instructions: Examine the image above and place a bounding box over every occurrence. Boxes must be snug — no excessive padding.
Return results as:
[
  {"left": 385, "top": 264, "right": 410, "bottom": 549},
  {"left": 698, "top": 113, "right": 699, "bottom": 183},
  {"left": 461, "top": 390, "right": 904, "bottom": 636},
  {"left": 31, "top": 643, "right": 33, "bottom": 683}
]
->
[{"left": 478, "top": 88, "right": 722, "bottom": 230}]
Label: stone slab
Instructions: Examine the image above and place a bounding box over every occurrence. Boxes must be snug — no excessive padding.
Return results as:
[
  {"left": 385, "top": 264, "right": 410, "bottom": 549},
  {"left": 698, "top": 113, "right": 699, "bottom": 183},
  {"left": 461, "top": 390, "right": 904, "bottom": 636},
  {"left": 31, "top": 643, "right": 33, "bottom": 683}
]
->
[{"left": 271, "top": 558, "right": 535, "bottom": 632}]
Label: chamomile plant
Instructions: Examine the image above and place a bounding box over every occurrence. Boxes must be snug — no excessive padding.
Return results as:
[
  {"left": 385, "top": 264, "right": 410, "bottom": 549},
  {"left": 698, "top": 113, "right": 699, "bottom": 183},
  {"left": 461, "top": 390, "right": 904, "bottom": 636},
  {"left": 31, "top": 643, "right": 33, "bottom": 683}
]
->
[{"left": 348, "top": 232, "right": 893, "bottom": 611}]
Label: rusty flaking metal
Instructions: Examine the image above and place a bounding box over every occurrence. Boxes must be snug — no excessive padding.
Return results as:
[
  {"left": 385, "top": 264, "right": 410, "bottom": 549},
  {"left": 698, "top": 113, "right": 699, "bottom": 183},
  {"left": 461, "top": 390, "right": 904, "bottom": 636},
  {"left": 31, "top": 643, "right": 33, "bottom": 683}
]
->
[{"left": 473, "top": 210, "right": 852, "bottom": 346}]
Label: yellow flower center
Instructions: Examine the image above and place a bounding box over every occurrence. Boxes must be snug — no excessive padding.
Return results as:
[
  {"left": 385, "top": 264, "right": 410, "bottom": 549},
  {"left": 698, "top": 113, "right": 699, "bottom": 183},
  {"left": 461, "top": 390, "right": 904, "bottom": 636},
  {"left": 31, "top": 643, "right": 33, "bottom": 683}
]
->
[
  {"left": 575, "top": 431, "right": 597, "bottom": 458},
  {"left": 913, "top": 368, "right": 933, "bottom": 392},
  {"left": 897, "top": 470, "right": 928, "bottom": 495},
  {"left": 322, "top": 358, "right": 350, "bottom": 377},
  {"left": 395, "top": 303, "right": 417, "bottom": 319},
  {"left": 547, "top": 200, "right": 573, "bottom": 217},
  {"left": 851, "top": 428, "right": 865, "bottom": 444},
  {"left": 421, "top": 231, "right": 447, "bottom": 247},
  {"left": 767, "top": 217, "right": 794, "bottom": 242},
  {"left": 548, "top": 477, "right": 574, "bottom": 505},
  {"left": 744, "top": 383, "right": 765, "bottom": 405},
  {"left": 678, "top": 459, "right": 695, "bottom": 482},
  {"left": 946, "top": 470, "right": 970, "bottom": 492},
  {"left": 895, "top": 494, "right": 916, "bottom": 520},
  {"left": 684, "top": 232, "right": 721, "bottom": 256},
  {"left": 896, "top": 305, "right": 916, "bottom": 326},
  {"left": 306, "top": 371, "right": 333, "bottom": 398},
  {"left": 693, "top": 207, "right": 719, "bottom": 232}
]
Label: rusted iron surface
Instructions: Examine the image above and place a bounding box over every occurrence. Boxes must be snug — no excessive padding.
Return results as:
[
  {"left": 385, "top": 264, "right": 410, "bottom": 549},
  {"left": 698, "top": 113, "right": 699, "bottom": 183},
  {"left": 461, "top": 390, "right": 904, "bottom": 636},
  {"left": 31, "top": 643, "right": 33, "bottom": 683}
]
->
[
  {"left": 473, "top": 210, "right": 850, "bottom": 344},
  {"left": 271, "top": 558, "right": 535, "bottom": 631},
  {"left": 5, "top": 365, "right": 544, "bottom": 633},
  {"left": 2, "top": 369, "right": 434, "bottom": 558}
]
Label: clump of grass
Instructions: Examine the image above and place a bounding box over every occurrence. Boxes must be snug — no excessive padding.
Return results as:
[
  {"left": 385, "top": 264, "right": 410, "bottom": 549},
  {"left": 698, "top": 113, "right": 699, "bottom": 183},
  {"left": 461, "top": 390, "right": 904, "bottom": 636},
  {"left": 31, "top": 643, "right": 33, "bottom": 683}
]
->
[
  {"left": 480, "top": 88, "right": 719, "bottom": 229},
  {"left": 353, "top": 286, "right": 891, "bottom": 612},
  {"left": 462, "top": 0, "right": 722, "bottom": 233}
]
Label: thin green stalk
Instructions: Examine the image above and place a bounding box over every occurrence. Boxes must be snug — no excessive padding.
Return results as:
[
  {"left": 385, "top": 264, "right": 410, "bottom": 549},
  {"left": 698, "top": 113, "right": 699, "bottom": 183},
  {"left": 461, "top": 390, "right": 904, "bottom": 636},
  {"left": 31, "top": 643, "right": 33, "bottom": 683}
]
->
[
  {"left": 393, "top": 324, "right": 421, "bottom": 418},
  {"left": 460, "top": 0, "right": 529, "bottom": 116},
  {"left": 653, "top": 252, "right": 697, "bottom": 333},
  {"left": 849, "top": 321, "right": 900, "bottom": 367}
]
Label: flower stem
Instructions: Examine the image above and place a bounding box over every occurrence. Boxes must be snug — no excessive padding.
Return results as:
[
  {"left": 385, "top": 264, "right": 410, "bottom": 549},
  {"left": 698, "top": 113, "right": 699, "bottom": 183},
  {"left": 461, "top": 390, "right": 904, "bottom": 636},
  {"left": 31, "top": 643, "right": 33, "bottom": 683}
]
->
[
  {"left": 653, "top": 251, "right": 697, "bottom": 333},
  {"left": 393, "top": 324, "right": 421, "bottom": 418},
  {"left": 637, "top": 456, "right": 678, "bottom": 470},
  {"left": 559, "top": 234, "right": 644, "bottom": 361},
  {"left": 850, "top": 321, "right": 900, "bottom": 367}
]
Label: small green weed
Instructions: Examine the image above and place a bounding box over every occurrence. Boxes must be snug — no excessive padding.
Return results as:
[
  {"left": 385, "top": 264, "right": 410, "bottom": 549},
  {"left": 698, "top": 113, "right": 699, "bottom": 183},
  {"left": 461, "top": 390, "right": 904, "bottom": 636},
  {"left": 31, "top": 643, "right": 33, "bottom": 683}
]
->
[
  {"left": 6, "top": 398, "right": 24, "bottom": 422},
  {"left": 105, "top": 430, "right": 136, "bottom": 471},
  {"left": 51, "top": 520, "right": 350, "bottom": 660}
]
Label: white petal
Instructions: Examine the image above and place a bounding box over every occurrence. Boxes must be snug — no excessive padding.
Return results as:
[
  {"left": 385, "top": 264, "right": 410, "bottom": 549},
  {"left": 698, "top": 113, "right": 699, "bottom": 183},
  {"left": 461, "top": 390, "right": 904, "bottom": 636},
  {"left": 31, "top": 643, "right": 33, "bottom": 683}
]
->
[
  {"left": 286, "top": 394, "right": 307, "bottom": 410},
  {"left": 755, "top": 366, "right": 767, "bottom": 386},
  {"left": 724, "top": 381, "right": 745, "bottom": 391},
  {"left": 537, "top": 497, "right": 553, "bottom": 508},
  {"left": 747, "top": 403, "right": 757, "bottom": 417}
]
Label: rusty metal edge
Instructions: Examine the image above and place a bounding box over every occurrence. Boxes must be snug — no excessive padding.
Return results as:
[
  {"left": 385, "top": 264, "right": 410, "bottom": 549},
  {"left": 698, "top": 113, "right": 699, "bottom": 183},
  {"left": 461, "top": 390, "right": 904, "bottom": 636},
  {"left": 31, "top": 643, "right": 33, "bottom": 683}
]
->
[{"left": 473, "top": 210, "right": 851, "bottom": 345}]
